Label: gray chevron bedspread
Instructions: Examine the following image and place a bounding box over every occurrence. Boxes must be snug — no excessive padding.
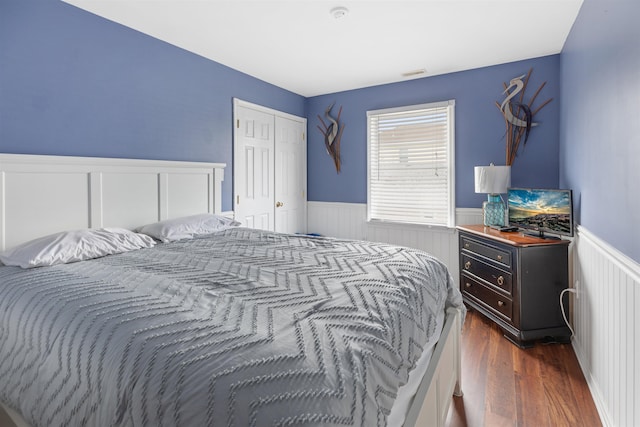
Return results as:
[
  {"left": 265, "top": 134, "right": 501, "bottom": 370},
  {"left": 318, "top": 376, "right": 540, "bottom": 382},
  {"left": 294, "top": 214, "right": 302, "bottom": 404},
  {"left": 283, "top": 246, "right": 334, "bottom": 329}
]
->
[{"left": 0, "top": 228, "right": 464, "bottom": 427}]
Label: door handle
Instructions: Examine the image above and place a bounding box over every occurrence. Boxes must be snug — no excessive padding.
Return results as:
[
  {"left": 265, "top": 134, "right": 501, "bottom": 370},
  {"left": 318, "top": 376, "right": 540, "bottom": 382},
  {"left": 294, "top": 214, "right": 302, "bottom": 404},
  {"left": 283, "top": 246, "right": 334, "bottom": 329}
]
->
[{"left": 276, "top": 201, "right": 284, "bottom": 207}]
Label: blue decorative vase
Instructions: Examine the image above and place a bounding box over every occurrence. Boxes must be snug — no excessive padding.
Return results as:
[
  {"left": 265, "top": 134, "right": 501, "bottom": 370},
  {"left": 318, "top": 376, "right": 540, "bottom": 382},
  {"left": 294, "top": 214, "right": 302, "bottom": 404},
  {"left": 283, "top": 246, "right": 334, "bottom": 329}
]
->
[{"left": 483, "top": 194, "right": 505, "bottom": 226}]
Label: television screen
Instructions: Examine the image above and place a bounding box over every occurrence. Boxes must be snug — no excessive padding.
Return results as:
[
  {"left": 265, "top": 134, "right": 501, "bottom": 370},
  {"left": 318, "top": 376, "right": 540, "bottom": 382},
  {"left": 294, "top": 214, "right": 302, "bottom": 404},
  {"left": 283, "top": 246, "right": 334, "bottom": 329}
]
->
[{"left": 508, "top": 188, "right": 574, "bottom": 237}]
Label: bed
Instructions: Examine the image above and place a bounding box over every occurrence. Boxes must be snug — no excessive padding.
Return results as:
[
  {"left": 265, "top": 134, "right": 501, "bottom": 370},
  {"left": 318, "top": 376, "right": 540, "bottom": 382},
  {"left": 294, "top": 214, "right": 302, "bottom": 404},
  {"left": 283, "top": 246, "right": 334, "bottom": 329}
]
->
[{"left": 0, "top": 154, "right": 464, "bottom": 427}]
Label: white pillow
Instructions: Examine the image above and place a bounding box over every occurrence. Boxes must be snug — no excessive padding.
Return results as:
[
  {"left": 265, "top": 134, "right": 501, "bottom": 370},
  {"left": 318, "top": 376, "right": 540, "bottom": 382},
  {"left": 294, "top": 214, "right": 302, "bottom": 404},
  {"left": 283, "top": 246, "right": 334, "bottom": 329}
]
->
[
  {"left": 136, "top": 213, "right": 240, "bottom": 242},
  {"left": 0, "top": 228, "right": 156, "bottom": 269}
]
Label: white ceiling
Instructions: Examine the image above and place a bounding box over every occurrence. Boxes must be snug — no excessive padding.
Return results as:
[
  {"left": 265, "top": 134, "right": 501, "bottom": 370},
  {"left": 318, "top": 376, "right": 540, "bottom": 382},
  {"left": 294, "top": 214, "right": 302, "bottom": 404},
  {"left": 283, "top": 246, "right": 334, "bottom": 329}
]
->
[{"left": 62, "top": 0, "right": 583, "bottom": 97}]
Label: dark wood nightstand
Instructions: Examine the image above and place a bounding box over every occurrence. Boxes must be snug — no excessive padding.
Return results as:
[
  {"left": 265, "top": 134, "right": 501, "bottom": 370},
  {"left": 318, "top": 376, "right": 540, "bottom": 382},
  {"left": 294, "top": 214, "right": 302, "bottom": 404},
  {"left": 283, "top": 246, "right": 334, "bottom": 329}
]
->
[{"left": 457, "top": 225, "right": 571, "bottom": 348}]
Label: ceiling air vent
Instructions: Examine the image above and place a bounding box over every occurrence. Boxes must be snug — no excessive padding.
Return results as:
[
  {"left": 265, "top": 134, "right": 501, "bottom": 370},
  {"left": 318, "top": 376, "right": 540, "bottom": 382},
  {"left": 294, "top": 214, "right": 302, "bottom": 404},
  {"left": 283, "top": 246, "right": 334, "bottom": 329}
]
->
[{"left": 402, "top": 69, "right": 427, "bottom": 77}]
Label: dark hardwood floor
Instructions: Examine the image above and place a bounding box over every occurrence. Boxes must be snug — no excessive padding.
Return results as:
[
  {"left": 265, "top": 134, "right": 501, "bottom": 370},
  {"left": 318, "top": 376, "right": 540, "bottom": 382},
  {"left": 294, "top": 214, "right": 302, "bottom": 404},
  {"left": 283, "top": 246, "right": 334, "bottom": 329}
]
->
[{"left": 445, "top": 308, "right": 602, "bottom": 427}]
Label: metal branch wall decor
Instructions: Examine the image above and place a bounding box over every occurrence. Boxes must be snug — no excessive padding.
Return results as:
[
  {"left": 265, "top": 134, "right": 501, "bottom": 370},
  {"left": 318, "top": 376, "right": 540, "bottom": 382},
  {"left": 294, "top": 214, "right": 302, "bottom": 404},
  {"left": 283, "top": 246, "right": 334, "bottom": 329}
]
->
[
  {"left": 496, "top": 68, "right": 553, "bottom": 166},
  {"left": 317, "top": 102, "right": 345, "bottom": 173}
]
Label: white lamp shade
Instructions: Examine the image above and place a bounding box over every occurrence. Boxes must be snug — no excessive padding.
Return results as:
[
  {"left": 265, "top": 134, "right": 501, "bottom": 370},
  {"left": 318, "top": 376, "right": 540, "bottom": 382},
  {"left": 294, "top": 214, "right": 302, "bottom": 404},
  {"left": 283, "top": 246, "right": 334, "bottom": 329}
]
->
[{"left": 474, "top": 165, "right": 511, "bottom": 194}]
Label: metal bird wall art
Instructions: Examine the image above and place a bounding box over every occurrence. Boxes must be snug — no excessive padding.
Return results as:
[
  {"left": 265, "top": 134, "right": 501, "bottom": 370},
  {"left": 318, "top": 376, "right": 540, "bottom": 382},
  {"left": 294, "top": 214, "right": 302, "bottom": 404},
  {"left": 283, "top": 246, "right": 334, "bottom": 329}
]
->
[
  {"left": 317, "top": 102, "right": 345, "bottom": 173},
  {"left": 501, "top": 74, "right": 537, "bottom": 129},
  {"left": 496, "top": 68, "right": 552, "bottom": 166}
]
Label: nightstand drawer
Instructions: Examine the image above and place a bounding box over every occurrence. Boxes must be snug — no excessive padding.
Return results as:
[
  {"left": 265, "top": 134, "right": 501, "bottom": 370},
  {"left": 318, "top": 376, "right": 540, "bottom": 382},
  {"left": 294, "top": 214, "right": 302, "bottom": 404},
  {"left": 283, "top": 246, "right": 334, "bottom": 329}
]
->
[
  {"left": 461, "top": 237, "right": 511, "bottom": 267},
  {"left": 461, "top": 254, "right": 512, "bottom": 294},
  {"left": 462, "top": 277, "right": 513, "bottom": 320}
]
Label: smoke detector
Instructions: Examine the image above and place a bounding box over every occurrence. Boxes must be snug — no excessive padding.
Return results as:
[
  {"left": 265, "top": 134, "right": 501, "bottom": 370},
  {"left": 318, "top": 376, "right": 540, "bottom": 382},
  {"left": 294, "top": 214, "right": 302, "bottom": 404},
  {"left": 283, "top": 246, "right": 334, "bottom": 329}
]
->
[{"left": 330, "top": 6, "right": 349, "bottom": 20}]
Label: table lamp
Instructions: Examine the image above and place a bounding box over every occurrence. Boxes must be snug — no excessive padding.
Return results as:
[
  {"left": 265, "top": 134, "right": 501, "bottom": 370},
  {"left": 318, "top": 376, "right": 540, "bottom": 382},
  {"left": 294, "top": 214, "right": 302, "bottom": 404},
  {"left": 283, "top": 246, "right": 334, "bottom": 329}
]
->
[{"left": 474, "top": 164, "right": 511, "bottom": 226}]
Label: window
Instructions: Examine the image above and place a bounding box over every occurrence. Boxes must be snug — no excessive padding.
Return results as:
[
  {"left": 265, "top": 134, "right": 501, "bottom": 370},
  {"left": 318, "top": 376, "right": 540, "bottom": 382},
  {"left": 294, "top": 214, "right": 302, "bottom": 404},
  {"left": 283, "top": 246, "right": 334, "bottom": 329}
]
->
[{"left": 367, "top": 100, "right": 455, "bottom": 227}]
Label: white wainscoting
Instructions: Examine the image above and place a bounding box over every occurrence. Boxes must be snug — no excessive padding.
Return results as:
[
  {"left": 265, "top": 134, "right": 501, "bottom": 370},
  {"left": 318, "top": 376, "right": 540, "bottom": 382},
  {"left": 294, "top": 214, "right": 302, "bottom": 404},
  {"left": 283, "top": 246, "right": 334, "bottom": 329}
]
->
[
  {"left": 307, "top": 202, "right": 483, "bottom": 284},
  {"left": 571, "top": 225, "right": 640, "bottom": 427},
  {"left": 307, "top": 202, "right": 368, "bottom": 241}
]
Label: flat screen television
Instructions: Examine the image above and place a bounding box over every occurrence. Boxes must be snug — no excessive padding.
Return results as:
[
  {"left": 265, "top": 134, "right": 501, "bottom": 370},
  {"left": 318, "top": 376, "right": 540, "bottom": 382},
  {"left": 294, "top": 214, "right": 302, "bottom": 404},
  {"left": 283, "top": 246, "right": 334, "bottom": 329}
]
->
[{"left": 507, "top": 188, "right": 574, "bottom": 238}]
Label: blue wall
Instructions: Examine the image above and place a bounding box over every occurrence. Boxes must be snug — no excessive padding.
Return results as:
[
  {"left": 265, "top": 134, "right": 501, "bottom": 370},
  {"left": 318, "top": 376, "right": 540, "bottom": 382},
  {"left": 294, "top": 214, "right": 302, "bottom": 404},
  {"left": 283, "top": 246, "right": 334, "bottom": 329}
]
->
[
  {"left": 0, "top": 0, "right": 305, "bottom": 212},
  {"left": 560, "top": 0, "right": 640, "bottom": 262},
  {"left": 5, "top": 1, "right": 603, "bottom": 251},
  {"left": 306, "top": 56, "right": 561, "bottom": 208}
]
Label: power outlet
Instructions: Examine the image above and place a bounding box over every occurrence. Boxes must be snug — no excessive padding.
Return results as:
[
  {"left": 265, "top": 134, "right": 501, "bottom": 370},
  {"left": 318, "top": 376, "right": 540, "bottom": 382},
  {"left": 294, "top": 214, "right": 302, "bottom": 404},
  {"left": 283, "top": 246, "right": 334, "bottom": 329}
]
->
[{"left": 574, "top": 280, "right": 580, "bottom": 299}]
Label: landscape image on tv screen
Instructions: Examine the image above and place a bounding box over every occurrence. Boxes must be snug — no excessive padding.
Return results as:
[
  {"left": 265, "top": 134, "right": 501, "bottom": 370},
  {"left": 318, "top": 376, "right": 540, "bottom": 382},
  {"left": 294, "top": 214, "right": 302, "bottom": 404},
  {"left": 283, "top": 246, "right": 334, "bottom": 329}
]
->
[{"left": 508, "top": 188, "right": 573, "bottom": 236}]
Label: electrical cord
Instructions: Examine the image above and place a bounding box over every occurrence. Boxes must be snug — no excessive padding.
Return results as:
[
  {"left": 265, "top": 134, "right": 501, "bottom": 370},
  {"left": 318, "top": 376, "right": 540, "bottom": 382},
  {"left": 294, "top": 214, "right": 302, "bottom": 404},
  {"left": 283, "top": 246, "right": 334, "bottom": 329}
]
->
[{"left": 560, "top": 288, "right": 577, "bottom": 338}]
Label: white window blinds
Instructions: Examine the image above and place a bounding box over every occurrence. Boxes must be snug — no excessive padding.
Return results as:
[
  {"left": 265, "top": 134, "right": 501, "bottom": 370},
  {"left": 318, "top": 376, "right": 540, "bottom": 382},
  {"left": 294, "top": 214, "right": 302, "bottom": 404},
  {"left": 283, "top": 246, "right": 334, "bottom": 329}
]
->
[{"left": 367, "top": 100, "right": 455, "bottom": 227}]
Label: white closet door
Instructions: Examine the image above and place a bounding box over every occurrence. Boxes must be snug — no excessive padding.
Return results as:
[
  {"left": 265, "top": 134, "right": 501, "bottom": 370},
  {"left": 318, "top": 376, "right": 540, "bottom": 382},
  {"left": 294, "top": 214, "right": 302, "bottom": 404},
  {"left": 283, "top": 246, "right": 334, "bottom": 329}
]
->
[
  {"left": 234, "top": 106, "right": 275, "bottom": 231},
  {"left": 275, "top": 116, "right": 306, "bottom": 234}
]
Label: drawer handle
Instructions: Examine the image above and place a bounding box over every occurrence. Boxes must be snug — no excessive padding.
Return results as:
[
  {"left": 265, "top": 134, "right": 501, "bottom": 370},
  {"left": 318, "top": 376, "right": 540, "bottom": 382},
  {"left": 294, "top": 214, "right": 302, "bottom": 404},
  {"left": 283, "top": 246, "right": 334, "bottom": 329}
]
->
[
  {"left": 464, "top": 243, "right": 470, "bottom": 249},
  {"left": 497, "top": 255, "right": 503, "bottom": 261},
  {"left": 464, "top": 261, "right": 471, "bottom": 270},
  {"left": 497, "top": 300, "right": 505, "bottom": 307},
  {"left": 497, "top": 275, "right": 504, "bottom": 286},
  {"left": 465, "top": 282, "right": 472, "bottom": 288}
]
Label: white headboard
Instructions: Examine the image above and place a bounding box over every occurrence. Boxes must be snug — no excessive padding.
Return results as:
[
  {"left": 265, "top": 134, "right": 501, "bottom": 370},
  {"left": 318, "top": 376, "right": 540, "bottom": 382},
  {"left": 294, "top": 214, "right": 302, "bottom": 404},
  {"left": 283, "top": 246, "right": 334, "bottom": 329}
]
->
[{"left": 0, "top": 154, "right": 226, "bottom": 251}]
